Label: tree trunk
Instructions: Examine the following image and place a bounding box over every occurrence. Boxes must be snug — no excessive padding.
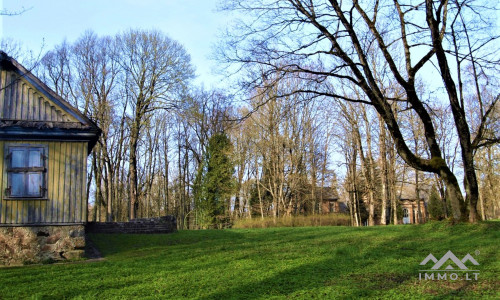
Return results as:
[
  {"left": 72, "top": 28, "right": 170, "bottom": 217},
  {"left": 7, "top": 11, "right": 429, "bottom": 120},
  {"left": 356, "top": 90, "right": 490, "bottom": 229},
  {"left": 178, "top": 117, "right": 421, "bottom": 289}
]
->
[
  {"left": 354, "top": 122, "right": 375, "bottom": 226},
  {"left": 388, "top": 139, "right": 398, "bottom": 225},
  {"left": 128, "top": 120, "right": 139, "bottom": 220},
  {"left": 439, "top": 167, "right": 467, "bottom": 221},
  {"left": 378, "top": 115, "right": 388, "bottom": 225},
  {"left": 415, "top": 170, "right": 422, "bottom": 224}
]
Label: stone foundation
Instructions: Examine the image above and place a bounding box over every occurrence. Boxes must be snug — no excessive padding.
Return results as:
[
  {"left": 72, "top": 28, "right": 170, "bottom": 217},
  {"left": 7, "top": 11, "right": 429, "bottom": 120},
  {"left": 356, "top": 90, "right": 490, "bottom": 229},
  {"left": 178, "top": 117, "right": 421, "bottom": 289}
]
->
[
  {"left": 0, "top": 225, "right": 85, "bottom": 266},
  {"left": 86, "top": 216, "right": 176, "bottom": 234}
]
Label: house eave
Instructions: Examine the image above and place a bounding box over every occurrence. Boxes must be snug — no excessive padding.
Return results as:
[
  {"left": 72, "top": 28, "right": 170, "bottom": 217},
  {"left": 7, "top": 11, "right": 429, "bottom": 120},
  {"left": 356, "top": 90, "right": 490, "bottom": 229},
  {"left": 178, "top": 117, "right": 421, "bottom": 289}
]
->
[{"left": 0, "top": 126, "right": 100, "bottom": 154}]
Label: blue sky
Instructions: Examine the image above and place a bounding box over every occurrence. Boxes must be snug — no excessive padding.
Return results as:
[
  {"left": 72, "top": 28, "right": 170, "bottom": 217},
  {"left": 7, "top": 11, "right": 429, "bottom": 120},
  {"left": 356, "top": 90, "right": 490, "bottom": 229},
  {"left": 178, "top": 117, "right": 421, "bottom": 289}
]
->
[{"left": 1, "top": 0, "right": 230, "bottom": 87}]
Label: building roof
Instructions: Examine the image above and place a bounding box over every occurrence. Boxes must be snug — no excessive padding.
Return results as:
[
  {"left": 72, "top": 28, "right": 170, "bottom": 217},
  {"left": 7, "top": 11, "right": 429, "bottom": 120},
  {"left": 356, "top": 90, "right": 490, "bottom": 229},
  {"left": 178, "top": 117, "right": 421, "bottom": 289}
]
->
[
  {"left": 314, "top": 186, "right": 340, "bottom": 201},
  {"left": 397, "top": 184, "right": 429, "bottom": 201},
  {"left": 0, "top": 51, "right": 101, "bottom": 153}
]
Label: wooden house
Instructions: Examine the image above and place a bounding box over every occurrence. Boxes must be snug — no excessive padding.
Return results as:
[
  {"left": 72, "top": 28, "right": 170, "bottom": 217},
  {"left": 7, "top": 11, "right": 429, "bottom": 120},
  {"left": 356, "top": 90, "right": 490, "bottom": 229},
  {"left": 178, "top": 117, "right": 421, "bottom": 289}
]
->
[{"left": 0, "top": 52, "right": 100, "bottom": 265}]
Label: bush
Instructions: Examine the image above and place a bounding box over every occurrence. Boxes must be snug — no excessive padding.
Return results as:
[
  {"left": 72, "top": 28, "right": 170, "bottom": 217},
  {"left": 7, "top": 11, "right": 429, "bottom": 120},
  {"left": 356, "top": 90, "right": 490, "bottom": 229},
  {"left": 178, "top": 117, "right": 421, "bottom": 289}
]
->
[{"left": 232, "top": 214, "right": 351, "bottom": 229}]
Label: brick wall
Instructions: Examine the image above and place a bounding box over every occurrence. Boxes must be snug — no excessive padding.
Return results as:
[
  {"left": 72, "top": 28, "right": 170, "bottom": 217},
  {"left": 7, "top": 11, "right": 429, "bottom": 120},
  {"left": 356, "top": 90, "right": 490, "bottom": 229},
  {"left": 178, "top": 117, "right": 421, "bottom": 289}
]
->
[{"left": 86, "top": 216, "right": 176, "bottom": 234}]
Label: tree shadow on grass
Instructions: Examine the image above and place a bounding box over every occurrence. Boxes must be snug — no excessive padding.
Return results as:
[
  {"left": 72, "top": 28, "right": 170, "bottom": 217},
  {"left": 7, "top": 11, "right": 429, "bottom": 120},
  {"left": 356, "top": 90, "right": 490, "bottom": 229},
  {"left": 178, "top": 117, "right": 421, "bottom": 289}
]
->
[
  {"left": 199, "top": 245, "right": 414, "bottom": 300},
  {"left": 84, "top": 224, "right": 499, "bottom": 299}
]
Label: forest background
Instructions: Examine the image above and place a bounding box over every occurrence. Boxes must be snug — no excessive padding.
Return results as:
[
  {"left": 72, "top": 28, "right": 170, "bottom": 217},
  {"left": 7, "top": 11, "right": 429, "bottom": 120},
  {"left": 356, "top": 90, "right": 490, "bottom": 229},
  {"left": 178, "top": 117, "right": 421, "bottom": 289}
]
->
[{"left": 1, "top": 0, "right": 499, "bottom": 228}]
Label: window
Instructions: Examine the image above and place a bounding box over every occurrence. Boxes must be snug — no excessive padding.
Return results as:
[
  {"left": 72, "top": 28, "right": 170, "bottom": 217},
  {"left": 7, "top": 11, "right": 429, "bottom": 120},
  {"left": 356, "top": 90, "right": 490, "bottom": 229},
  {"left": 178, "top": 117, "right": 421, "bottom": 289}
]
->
[{"left": 5, "top": 145, "right": 47, "bottom": 199}]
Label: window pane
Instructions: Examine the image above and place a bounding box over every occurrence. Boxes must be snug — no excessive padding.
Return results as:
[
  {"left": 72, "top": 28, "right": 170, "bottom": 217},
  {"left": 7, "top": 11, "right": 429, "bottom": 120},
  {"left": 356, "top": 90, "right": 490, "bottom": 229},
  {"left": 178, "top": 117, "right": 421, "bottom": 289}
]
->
[
  {"left": 11, "top": 173, "right": 24, "bottom": 197},
  {"left": 11, "top": 149, "right": 26, "bottom": 168},
  {"left": 27, "top": 173, "right": 42, "bottom": 197},
  {"left": 28, "top": 149, "right": 42, "bottom": 168}
]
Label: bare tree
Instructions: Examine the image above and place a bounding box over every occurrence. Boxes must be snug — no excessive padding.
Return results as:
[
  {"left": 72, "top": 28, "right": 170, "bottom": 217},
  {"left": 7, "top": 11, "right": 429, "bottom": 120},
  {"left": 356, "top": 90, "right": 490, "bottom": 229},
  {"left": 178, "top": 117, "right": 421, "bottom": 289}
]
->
[
  {"left": 0, "top": 5, "right": 31, "bottom": 16},
  {"left": 72, "top": 31, "right": 121, "bottom": 221},
  {"left": 219, "top": 0, "right": 500, "bottom": 222},
  {"left": 117, "top": 29, "right": 194, "bottom": 220}
]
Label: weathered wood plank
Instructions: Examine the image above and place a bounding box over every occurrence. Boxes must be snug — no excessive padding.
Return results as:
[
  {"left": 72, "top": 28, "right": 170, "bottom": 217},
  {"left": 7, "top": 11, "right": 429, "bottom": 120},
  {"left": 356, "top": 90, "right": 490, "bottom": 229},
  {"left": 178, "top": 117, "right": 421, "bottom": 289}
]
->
[
  {"left": 61, "top": 142, "right": 69, "bottom": 222},
  {"left": 26, "top": 200, "right": 35, "bottom": 223},
  {"left": 49, "top": 142, "right": 57, "bottom": 222},
  {"left": 63, "top": 143, "right": 71, "bottom": 222},
  {"left": 54, "top": 142, "right": 63, "bottom": 222},
  {"left": 8, "top": 75, "right": 16, "bottom": 119},
  {"left": 21, "top": 197, "right": 28, "bottom": 223},
  {"left": 36, "top": 199, "right": 42, "bottom": 223},
  {"left": 11, "top": 189, "right": 18, "bottom": 224},
  {"left": 21, "top": 83, "right": 28, "bottom": 120},
  {"left": 50, "top": 106, "right": 56, "bottom": 122},
  {"left": 16, "top": 82, "right": 23, "bottom": 120},
  {"left": 42, "top": 142, "right": 54, "bottom": 223},
  {"left": 67, "top": 143, "right": 73, "bottom": 222},
  {"left": 72, "top": 143, "right": 81, "bottom": 222},
  {"left": 81, "top": 143, "right": 88, "bottom": 222},
  {"left": 0, "top": 70, "right": 6, "bottom": 118},
  {"left": 32, "top": 93, "right": 39, "bottom": 120},
  {"left": 27, "top": 87, "right": 32, "bottom": 120},
  {"left": 69, "top": 143, "right": 76, "bottom": 222},
  {"left": 44, "top": 101, "right": 50, "bottom": 121},
  {"left": 37, "top": 142, "right": 48, "bottom": 223},
  {"left": 38, "top": 97, "right": 43, "bottom": 120},
  {"left": 73, "top": 143, "right": 83, "bottom": 222},
  {"left": 74, "top": 143, "right": 83, "bottom": 222}
]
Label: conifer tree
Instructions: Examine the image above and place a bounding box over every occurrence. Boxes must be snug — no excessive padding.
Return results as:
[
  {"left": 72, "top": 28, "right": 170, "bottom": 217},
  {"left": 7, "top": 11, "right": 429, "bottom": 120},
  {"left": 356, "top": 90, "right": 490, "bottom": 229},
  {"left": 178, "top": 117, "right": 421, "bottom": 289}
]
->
[{"left": 194, "top": 132, "right": 235, "bottom": 228}]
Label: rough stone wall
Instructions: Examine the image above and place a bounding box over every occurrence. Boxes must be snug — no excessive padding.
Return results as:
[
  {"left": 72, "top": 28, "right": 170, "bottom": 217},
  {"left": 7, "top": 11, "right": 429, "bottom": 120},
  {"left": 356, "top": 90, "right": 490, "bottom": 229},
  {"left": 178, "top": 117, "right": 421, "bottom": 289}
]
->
[
  {"left": 86, "top": 216, "right": 176, "bottom": 234},
  {"left": 0, "top": 225, "right": 85, "bottom": 266}
]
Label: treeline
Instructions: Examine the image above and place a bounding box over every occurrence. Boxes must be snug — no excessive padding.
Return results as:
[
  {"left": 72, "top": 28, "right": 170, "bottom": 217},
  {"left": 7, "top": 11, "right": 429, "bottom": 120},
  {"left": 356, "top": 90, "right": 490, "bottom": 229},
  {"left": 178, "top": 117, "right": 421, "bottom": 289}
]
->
[
  {"left": 217, "top": 0, "right": 500, "bottom": 224},
  {"left": 6, "top": 22, "right": 498, "bottom": 227}
]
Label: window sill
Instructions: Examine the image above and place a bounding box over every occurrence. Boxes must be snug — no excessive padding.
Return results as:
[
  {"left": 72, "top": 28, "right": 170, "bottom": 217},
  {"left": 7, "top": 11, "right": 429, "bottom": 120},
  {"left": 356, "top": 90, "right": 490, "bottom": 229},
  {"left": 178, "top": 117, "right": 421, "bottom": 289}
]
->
[{"left": 3, "top": 197, "right": 49, "bottom": 201}]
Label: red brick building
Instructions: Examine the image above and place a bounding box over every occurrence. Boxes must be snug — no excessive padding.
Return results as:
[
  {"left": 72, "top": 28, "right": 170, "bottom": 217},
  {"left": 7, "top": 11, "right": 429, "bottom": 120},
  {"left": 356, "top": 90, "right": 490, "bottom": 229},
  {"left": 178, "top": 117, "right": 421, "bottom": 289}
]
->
[{"left": 400, "top": 199, "right": 427, "bottom": 224}]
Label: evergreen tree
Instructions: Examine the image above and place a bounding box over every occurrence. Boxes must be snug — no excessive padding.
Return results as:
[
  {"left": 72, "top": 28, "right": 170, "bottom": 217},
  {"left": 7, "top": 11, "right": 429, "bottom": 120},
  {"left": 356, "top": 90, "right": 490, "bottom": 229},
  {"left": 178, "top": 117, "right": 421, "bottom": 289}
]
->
[
  {"left": 428, "top": 185, "right": 444, "bottom": 220},
  {"left": 194, "top": 133, "right": 234, "bottom": 228}
]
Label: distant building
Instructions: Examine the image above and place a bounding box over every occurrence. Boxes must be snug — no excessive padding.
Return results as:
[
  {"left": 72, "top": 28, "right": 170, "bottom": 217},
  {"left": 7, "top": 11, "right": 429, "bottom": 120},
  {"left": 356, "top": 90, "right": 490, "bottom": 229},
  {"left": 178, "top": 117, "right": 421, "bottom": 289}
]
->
[
  {"left": 397, "top": 187, "right": 428, "bottom": 224},
  {"left": 351, "top": 184, "right": 429, "bottom": 225},
  {"left": 317, "top": 186, "right": 348, "bottom": 214},
  {"left": 400, "top": 199, "right": 427, "bottom": 225},
  {"left": 397, "top": 185, "right": 429, "bottom": 224}
]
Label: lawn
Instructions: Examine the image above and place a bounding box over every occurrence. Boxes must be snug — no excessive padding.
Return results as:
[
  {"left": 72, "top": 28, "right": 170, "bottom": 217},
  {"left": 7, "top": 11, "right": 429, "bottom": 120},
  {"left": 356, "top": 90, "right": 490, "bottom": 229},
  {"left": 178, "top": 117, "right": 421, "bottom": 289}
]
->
[{"left": 1, "top": 222, "right": 499, "bottom": 299}]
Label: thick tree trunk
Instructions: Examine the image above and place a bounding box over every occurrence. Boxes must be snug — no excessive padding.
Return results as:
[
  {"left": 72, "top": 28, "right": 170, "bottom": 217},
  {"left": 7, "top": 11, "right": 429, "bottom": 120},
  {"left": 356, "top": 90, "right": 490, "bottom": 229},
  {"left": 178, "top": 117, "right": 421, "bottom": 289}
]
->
[
  {"left": 438, "top": 167, "right": 467, "bottom": 221},
  {"left": 425, "top": 0, "right": 478, "bottom": 222},
  {"left": 128, "top": 121, "right": 139, "bottom": 220}
]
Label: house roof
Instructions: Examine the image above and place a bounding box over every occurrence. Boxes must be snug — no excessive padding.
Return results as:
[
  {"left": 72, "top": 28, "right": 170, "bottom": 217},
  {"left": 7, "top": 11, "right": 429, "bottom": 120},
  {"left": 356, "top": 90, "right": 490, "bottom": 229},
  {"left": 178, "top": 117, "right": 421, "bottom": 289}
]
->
[
  {"left": 0, "top": 51, "right": 101, "bottom": 153},
  {"left": 397, "top": 184, "right": 429, "bottom": 201},
  {"left": 314, "top": 186, "right": 339, "bottom": 201}
]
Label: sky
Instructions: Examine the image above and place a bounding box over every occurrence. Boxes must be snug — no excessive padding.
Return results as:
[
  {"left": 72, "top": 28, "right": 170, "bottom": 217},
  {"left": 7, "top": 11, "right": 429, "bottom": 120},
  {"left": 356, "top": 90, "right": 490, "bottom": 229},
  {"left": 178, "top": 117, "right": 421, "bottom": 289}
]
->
[{"left": 0, "top": 0, "right": 231, "bottom": 87}]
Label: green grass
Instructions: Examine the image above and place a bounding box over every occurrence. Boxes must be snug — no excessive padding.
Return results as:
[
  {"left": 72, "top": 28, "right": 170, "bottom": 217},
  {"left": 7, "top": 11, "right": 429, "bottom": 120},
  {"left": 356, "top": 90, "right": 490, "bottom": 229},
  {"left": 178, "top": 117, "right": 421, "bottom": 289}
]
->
[{"left": 1, "top": 222, "right": 499, "bottom": 299}]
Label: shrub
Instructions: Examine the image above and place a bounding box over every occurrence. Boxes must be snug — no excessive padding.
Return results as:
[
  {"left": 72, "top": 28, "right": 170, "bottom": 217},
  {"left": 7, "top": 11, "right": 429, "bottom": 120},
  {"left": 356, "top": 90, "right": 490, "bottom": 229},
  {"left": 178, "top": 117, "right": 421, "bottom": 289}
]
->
[{"left": 232, "top": 214, "right": 351, "bottom": 229}]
